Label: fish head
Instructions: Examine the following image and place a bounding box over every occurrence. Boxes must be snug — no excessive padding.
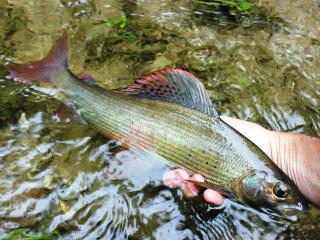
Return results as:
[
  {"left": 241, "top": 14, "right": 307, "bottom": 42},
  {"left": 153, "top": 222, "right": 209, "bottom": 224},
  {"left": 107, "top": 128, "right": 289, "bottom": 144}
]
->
[{"left": 238, "top": 170, "right": 308, "bottom": 219}]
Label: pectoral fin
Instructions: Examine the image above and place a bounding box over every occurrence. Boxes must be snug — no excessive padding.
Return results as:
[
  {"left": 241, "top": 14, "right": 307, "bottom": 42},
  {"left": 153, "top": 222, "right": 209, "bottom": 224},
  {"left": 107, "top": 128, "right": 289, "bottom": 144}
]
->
[
  {"left": 53, "top": 103, "right": 87, "bottom": 124},
  {"left": 186, "top": 179, "right": 232, "bottom": 198}
]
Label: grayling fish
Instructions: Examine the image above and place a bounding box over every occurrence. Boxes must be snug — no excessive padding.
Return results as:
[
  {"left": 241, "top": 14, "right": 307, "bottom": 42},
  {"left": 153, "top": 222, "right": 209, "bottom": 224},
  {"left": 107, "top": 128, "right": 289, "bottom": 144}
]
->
[{"left": 9, "top": 31, "right": 308, "bottom": 219}]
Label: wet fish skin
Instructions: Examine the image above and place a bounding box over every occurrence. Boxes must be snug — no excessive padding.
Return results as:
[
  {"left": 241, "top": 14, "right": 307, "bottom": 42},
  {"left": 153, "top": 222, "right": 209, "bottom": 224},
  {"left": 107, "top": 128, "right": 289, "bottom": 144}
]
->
[
  {"left": 9, "top": 31, "right": 308, "bottom": 218},
  {"left": 56, "top": 70, "right": 251, "bottom": 192}
]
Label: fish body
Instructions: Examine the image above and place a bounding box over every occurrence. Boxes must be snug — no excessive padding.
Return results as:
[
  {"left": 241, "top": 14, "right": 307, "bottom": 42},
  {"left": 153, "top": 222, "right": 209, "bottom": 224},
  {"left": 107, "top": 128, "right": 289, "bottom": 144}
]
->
[
  {"left": 9, "top": 31, "right": 308, "bottom": 218},
  {"left": 54, "top": 70, "right": 254, "bottom": 194}
]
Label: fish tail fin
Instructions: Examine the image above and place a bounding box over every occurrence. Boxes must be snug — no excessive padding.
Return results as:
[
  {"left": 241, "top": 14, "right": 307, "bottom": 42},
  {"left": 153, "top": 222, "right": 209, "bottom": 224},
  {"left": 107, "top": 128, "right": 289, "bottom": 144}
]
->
[{"left": 9, "top": 30, "right": 69, "bottom": 84}]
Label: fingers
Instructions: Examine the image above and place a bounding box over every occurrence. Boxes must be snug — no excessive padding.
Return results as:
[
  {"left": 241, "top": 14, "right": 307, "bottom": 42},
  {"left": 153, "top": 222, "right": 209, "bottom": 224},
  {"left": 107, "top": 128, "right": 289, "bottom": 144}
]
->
[
  {"left": 163, "top": 169, "right": 200, "bottom": 197},
  {"left": 183, "top": 173, "right": 204, "bottom": 198},
  {"left": 163, "top": 169, "right": 225, "bottom": 206},
  {"left": 163, "top": 169, "right": 188, "bottom": 188},
  {"left": 203, "top": 189, "right": 225, "bottom": 205}
]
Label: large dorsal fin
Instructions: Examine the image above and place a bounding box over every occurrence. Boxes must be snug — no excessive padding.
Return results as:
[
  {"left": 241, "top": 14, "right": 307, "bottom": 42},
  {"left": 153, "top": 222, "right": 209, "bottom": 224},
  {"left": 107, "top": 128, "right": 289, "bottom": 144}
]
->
[{"left": 118, "top": 68, "right": 218, "bottom": 117}]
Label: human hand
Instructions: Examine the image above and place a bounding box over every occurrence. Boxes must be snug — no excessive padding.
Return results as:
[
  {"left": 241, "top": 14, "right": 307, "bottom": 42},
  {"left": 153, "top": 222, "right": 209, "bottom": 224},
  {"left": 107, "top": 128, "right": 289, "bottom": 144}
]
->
[
  {"left": 163, "top": 169, "right": 225, "bottom": 205},
  {"left": 163, "top": 116, "right": 320, "bottom": 206}
]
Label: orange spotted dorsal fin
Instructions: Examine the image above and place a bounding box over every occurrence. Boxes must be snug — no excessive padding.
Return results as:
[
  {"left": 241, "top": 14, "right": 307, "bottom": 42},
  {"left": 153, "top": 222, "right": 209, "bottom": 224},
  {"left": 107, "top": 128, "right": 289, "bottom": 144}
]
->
[{"left": 118, "top": 68, "right": 219, "bottom": 117}]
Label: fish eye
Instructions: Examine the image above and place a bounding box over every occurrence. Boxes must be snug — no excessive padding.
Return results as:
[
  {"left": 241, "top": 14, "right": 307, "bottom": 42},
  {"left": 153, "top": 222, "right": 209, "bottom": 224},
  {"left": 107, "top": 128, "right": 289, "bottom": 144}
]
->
[{"left": 273, "top": 182, "right": 290, "bottom": 199}]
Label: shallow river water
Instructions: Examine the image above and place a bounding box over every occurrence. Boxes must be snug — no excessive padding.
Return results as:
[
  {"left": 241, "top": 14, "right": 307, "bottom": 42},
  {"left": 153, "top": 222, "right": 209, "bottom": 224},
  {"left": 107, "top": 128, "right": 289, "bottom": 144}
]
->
[{"left": 0, "top": 0, "right": 319, "bottom": 239}]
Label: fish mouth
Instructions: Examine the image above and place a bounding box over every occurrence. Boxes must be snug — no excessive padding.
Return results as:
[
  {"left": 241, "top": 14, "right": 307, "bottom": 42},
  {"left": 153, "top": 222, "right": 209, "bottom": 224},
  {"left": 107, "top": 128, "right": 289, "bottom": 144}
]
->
[
  {"left": 259, "top": 201, "right": 309, "bottom": 221},
  {"left": 283, "top": 202, "right": 308, "bottom": 212},
  {"left": 276, "top": 202, "right": 309, "bottom": 220}
]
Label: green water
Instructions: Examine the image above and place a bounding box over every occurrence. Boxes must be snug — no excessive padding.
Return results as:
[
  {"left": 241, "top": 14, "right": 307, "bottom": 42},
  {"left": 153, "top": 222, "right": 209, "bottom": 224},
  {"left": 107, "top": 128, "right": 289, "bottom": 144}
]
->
[{"left": 0, "top": 0, "right": 319, "bottom": 239}]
